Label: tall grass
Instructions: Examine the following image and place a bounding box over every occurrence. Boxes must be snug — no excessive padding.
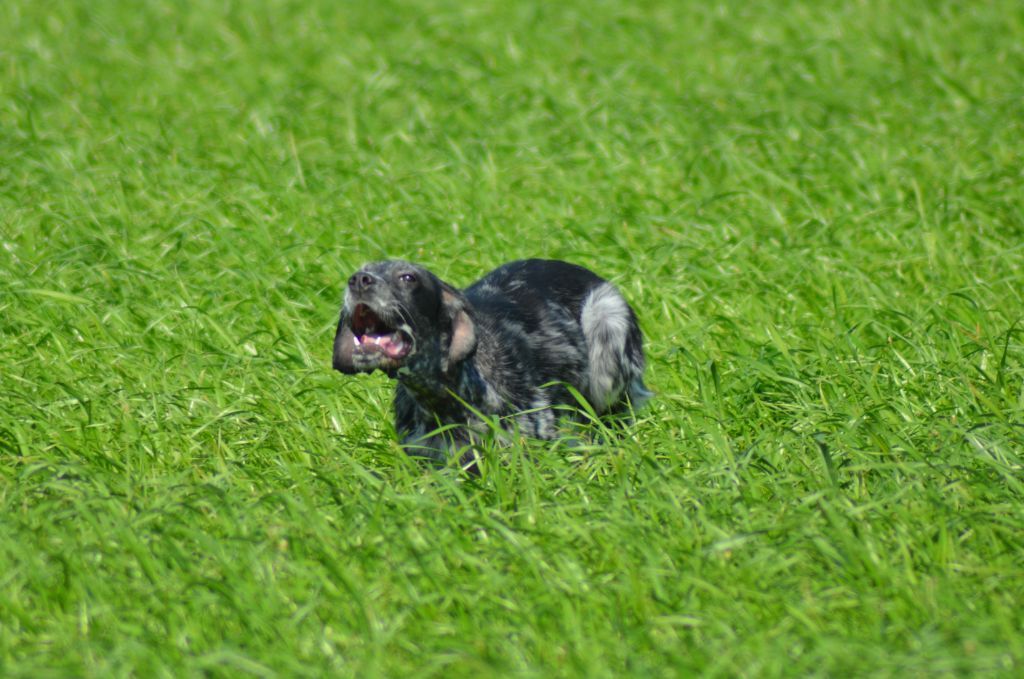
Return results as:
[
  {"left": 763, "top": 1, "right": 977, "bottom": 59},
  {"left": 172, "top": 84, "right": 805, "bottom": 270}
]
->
[{"left": 2, "top": 0, "right": 1022, "bottom": 676}]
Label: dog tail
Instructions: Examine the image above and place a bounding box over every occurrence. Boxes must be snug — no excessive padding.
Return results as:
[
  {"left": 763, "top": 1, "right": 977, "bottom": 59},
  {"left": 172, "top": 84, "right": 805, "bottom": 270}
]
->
[{"left": 580, "top": 282, "right": 652, "bottom": 413}]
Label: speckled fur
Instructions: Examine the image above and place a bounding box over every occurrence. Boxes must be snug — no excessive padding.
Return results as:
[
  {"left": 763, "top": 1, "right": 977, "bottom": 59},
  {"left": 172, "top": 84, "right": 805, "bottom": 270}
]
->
[{"left": 333, "top": 259, "right": 650, "bottom": 463}]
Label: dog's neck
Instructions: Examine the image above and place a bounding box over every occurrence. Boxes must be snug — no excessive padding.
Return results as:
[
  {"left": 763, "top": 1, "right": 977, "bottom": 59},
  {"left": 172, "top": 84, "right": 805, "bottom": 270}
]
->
[{"left": 396, "top": 355, "right": 493, "bottom": 421}]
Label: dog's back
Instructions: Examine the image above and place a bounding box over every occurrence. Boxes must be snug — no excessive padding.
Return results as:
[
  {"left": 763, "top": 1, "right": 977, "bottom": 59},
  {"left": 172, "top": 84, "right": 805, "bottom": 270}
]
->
[{"left": 464, "top": 259, "right": 649, "bottom": 418}]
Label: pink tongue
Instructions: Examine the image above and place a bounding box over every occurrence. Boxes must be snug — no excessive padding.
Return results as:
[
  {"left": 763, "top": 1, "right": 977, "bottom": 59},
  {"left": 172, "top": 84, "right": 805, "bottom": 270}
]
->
[{"left": 362, "top": 333, "right": 405, "bottom": 357}]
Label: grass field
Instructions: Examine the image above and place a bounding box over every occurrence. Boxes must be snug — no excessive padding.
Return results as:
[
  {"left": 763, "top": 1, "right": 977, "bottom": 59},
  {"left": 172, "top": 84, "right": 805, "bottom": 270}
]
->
[{"left": 2, "top": 0, "right": 1023, "bottom": 676}]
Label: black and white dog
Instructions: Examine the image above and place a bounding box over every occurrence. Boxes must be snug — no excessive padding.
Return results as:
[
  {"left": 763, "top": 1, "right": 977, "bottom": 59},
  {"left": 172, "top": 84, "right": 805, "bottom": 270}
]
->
[{"left": 332, "top": 259, "right": 650, "bottom": 463}]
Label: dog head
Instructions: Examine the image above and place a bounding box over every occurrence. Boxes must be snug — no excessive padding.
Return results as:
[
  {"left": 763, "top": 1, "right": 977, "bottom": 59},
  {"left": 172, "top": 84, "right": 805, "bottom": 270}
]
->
[{"left": 332, "top": 260, "right": 477, "bottom": 377}]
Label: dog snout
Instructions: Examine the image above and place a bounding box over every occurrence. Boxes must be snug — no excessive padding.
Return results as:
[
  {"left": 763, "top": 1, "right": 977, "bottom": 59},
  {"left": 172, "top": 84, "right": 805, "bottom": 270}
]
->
[{"left": 348, "top": 270, "right": 378, "bottom": 293}]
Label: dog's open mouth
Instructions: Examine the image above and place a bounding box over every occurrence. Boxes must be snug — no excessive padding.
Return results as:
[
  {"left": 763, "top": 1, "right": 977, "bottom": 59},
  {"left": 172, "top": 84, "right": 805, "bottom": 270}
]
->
[{"left": 350, "top": 304, "right": 413, "bottom": 361}]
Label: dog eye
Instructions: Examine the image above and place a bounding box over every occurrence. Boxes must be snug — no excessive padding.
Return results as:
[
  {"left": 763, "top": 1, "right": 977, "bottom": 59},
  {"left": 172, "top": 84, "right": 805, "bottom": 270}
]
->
[{"left": 399, "top": 273, "right": 417, "bottom": 284}]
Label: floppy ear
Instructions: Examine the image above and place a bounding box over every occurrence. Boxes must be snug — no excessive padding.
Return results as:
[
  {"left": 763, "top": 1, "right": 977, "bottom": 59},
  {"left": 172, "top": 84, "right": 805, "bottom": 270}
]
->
[
  {"left": 440, "top": 286, "right": 477, "bottom": 373},
  {"left": 332, "top": 309, "right": 358, "bottom": 374}
]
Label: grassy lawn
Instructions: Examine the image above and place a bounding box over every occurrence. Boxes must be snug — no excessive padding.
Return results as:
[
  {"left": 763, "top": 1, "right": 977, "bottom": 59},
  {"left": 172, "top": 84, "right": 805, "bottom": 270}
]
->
[{"left": 2, "top": 0, "right": 1023, "bottom": 676}]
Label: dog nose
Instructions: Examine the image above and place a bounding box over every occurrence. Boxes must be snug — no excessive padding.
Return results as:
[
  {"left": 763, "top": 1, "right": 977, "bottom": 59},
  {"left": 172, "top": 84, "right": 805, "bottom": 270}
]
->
[{"left": 349, "top": 271, "right": 377, "bottom": 292}]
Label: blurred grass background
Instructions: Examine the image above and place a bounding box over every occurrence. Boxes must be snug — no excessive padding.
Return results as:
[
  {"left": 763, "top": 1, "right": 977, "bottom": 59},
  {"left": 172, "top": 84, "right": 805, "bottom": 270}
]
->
[{"left": 1, "top": 0, "right": 1022, "bottom": 676}]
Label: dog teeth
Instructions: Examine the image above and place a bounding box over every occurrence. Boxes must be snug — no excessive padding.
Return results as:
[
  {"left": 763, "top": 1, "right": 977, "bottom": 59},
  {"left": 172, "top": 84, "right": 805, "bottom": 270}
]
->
[{"left": 352, "top": 331, "right": 409, "bottom": 360}]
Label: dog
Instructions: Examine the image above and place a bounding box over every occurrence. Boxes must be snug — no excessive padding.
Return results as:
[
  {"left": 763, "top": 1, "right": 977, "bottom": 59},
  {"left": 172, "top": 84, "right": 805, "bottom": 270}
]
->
[{"left": 332, "top": 259, "right": 650, "bottom": 464}]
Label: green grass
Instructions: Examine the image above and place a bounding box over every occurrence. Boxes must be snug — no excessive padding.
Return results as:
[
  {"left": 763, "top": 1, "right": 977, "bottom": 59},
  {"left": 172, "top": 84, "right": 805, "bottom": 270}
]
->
[{"left": 2, "top": 0, "right": 1023, "bottom": 676}]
